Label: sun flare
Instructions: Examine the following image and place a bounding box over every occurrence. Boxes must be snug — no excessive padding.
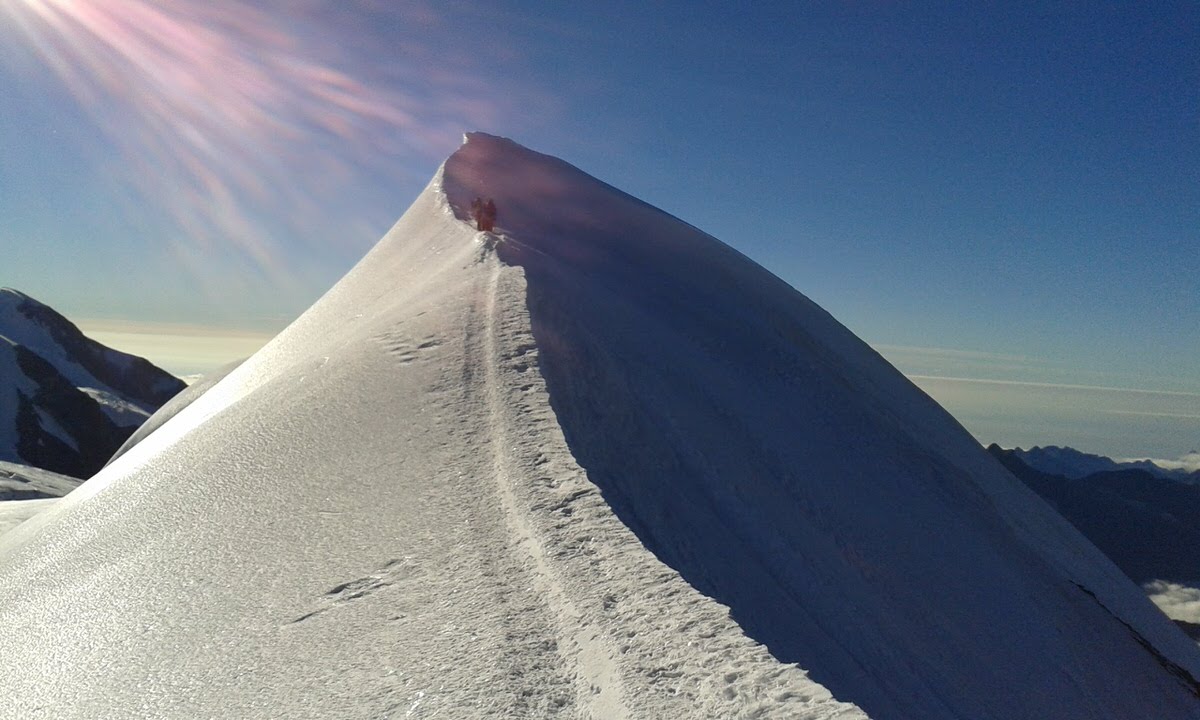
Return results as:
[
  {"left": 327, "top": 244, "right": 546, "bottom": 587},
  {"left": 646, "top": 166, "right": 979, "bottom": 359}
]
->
[{"left": 0, "top": 0, "right": 495, "bottom": 277}]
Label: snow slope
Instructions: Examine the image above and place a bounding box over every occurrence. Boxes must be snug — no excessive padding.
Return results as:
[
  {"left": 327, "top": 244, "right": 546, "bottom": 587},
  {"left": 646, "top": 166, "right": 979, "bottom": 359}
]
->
[
  {"left": 0, "top": 498, "right": 57, "bottom": 537},
  {"left": 0, "top": 134, "right": 1197, "bottom": 719},
  {"left": 106, "top": 358, "right": 244, "bottom": 465}
]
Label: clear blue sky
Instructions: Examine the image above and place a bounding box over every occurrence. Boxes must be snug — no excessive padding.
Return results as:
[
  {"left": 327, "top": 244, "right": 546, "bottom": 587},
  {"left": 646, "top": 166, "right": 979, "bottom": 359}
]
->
[{"left": 1, "top": 1, "right": 1196, "bottom": 459}]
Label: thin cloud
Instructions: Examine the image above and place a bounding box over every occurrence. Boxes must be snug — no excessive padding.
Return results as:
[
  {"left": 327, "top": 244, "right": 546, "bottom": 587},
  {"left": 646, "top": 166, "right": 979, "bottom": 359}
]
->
[
  {"left": 873, "top": 344, "right": 1036, "bottom": 365},
  {"left": 1127, "top": 453, "right": 1200, "bottom": 474},
  {"left": 1095, "top": 409, "right": 1200, "bottom": 422},
  {"left": 904, "top": 375, "right": 1200, "bottom": 400},
  {"left": 0, "top": 0, "right": 541, "bottom": 281}
]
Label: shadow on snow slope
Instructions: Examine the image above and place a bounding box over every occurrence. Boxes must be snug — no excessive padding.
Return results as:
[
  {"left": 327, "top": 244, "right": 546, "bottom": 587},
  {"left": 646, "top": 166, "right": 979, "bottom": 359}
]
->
[{"left": 442, "top": 133, "right": 1200, "bottom": 720}]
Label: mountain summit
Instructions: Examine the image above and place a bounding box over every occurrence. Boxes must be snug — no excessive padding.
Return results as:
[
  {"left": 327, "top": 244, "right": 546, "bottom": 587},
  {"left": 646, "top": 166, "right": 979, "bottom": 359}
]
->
[{"left": 0, "top": 134, "right": 1196, "bottom": 719}]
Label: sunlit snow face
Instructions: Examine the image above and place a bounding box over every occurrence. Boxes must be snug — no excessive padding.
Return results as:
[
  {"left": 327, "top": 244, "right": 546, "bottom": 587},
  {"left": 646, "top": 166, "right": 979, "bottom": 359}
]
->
[{"left": 0, "top": 0, "right": 502, "bottom": 277}]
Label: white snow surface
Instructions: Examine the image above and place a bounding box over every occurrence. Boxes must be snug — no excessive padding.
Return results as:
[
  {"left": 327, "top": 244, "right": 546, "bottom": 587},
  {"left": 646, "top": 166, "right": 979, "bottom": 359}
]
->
[
  {"left": 0, "top": 498, "right": 57, "bottom": 537},
  {"left": 0, "top": 134, "right": 1197, "bottom": 719}
]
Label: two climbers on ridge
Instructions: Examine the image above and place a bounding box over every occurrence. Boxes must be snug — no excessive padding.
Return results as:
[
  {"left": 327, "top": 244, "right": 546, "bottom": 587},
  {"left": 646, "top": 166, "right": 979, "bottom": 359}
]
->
[{"left": 470, "top": 197, "right": 497, "bottom": 232}]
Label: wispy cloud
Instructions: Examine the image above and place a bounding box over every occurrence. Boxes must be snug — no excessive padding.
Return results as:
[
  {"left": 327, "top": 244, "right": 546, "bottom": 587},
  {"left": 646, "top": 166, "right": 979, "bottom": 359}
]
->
[
  {"left": 1096, "top": 409, "right": 1200, "bottom": 421},
  {"left": 873, "top": 344, "right": 1035, "bottom": 365},
  {"left": 903, "top": 371, "right": 1200, "bottom": 460},
  {"left": 0, "top": 0, "right": 537, "bottom": 281},
  {"left": 904, "top": 375, "right": 1200, "bottom": 400},
  {"left": 1131, "top": 453, "right": 1200, "bottom": 474},
  {"left": 872, "top": 343, "right": 1064, "bottom": 385}
]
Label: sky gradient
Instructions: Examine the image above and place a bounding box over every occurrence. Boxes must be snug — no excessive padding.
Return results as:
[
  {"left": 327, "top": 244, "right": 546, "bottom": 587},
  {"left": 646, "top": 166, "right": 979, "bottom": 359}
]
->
[{"left": 1, "top": 1, "right": 1197, "bottom": 460}]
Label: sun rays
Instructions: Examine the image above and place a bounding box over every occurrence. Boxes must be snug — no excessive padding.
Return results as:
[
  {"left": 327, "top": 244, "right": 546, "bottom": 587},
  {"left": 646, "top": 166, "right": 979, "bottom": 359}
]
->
[{"left": 0, "top": 0, "right": 507, "bottom": 277}]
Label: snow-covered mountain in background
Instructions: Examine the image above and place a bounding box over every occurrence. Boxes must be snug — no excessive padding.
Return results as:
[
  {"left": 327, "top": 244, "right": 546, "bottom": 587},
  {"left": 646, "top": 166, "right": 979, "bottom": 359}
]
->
[
  {"left": 0, "top": 288, "right": 185, "bottom": 478},
  {"left": 1, "top": 134, "right": 1197, "bottom": 719},
  {"left": 1013, "top": 444, "right": 1200, "bottom": 483}
]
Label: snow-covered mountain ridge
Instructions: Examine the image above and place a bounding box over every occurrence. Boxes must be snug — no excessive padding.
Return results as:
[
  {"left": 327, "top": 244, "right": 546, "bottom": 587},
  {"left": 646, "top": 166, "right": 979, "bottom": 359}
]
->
[
  {"left": 0, "top": 134, "right": 1196, "bottom": 719},
  {"left": 0, "top": 289, "right": 185, "bottom": 477}
]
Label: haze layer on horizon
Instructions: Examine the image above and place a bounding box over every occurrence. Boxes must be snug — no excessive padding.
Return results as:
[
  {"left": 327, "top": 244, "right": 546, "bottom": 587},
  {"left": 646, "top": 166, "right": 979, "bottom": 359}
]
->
[{"left": 84, "top": 319, "right": 1196, "bottom": 462}]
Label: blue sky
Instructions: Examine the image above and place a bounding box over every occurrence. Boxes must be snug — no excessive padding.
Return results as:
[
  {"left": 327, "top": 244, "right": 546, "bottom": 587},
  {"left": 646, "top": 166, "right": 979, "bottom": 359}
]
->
[{"left": 1, "top": 1, "right": 1196, "bottom": 459}]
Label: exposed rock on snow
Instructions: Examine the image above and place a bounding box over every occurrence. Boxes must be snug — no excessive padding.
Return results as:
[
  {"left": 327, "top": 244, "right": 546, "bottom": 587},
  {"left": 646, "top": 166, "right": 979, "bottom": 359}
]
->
[
  {"left": 0, "top": 289, "right": 186, "bottom": 477},
  {"left": 0, "top": 134, "right": 1197, "bottom": 719}
]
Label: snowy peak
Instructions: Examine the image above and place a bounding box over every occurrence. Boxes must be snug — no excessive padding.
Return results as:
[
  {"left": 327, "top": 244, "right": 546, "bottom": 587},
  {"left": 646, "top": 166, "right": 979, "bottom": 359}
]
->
[
  {"left": 0, "top": 289, "right": 185, "bottom": 477},
  {"left": 0, "top": 136, "right": 1198, "bottom": 719},
  {"left": 446, "top": 134, "right": 1200, "bottom": 716}
]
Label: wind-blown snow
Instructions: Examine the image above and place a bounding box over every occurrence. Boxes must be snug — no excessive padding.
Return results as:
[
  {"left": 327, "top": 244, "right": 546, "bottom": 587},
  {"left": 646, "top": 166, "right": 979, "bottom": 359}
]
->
[{"left": 0, "top": 134, "right": 1196, "bottom": 719}]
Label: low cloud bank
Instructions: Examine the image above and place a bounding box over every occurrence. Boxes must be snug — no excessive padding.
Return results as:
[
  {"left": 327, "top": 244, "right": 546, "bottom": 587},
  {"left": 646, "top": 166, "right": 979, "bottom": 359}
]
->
[
  {"left": 1141, "top": 452, "right": 1200, "bottom": 474},
  {"left": 1145, "top": 580, "right": 1200, "bottom": 626}
]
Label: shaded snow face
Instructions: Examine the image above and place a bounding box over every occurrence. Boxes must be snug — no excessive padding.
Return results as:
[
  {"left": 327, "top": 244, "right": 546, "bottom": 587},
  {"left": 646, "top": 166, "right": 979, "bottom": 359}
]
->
[{"left": 443, "top": 133, "right": 1200, "bottom": 720}]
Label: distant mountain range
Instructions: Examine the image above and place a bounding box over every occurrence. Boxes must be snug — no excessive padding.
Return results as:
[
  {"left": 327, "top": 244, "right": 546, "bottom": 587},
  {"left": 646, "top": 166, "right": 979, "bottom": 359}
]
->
[
  {"left": 1011, "top": 444, "right": 1200, "bottom": 484},
  {"left": 0, "top": 288, "right": 185, "bottom": 479}
]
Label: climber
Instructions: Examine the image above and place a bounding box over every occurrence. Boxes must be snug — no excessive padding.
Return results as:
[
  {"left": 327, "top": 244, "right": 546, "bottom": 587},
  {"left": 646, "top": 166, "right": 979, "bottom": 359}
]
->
[
  {"left": 470, "top": 197, "right": 484, "bottom": 230},
  {"left": 481, "top": 198, "right": 497, "bottom": 232}
]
